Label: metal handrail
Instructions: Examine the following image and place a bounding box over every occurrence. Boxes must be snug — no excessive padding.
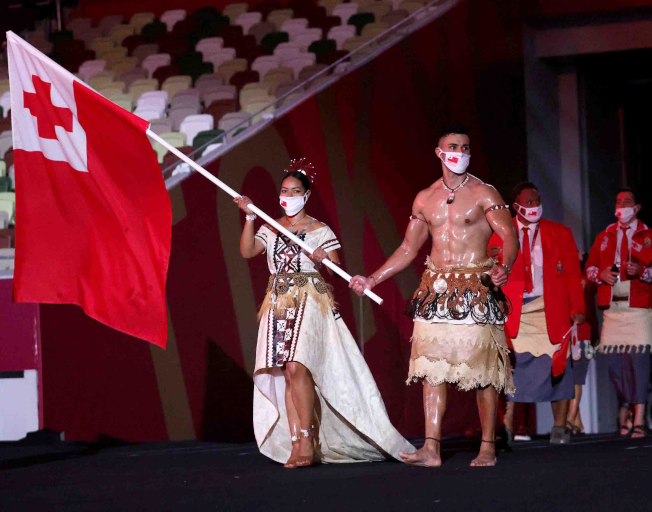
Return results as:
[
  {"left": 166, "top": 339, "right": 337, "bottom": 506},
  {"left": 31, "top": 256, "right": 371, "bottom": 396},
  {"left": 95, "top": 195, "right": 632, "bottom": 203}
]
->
[{"left": 162, "top": 0, "right": 459, "bottom": 188}]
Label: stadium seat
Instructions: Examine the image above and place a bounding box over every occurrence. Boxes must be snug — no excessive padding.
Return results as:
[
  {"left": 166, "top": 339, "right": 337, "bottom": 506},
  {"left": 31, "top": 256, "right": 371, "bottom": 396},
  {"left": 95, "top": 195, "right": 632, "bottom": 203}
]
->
[
  {"left": 332, "top": 3, "right": 359, "bottom": 25},
  {"left": 149, "top": 117, "right": 174, "bottom": 135},
  {"left": 274, "top": 80, "right": 303, "bottom": 99},
  {"left": 179, "top": 114, "right": 214, "bottom": 147},
  {"left": 218, "top": 59, "right": 249, "bottom": 84},
  {"left": 98, "top": 82, "right": 126, "bottom": 97},
  {"left": 298, "top": 64, "right": 328, "bottom": 82},
  {"left": 328, "top": 25, "right": 356, "bottom": 50},
  {"left": 239, "top": 82, "right": 272, "bottom": 106},
  {"left": 235, "top": 12, "right": 263, "bottom": 35},
  {"left": 152, "top": 65, "right": 182, "bottom": 85},
  {"left": 249, "top": 22, "right": 276, "bottom": 45},
  {"left": 223, "top": 3, "right": 249, "bottom": 23},
  {"left": 0, "top": 131, "right": 13, "bottom": 159},
  {"left": 78, "top": 28, "right": 103, "bottom": 49},
  {"left": 205, "top": 99, "right": 238, "bottom": 126},
  {"left": 142, "top": 20, "right": 168, "bottom": 42},
  {"left": 129, "top": 12, "right": 156, "bottom": 34},
  {"left": 0, "top": 80, "right": 8, "bottom": 97},
  {"left": 382, "top": 9, "right": 409, "bottom": 26},
  {"left": 68, "top": 18, "right": 92, "bottom": 36},
  {"left": 242, "top": 99, "right": 275, "bottom": 123},
  {"left": 311, "top": 15, "right": 341, "bottom": 35},
  {"left": 119, "top": 68, "right": 149, "bottom": 89},
  {"left": 102, "top": 47, "right": 129, "bottom": 66},
  {"left": 196, "top": 37, "right": 224, "bottom": 59},
  {"left": 78, "top": 59, "right": 106, "bottom": 82},
  {"left": 365, "top": 1, "right": 392, "bottom": 20},
  {"left": 308, "top": 39, "right": 337, "bottom": 63},
  {"left": 90, "top": 37, "right": 115, "bottom": 56},
  {"left": 109, "top": 24, "right": 135, "bottom": 46},
  {"left": 261, "top": 31, "right": 289, "bottom": 54},
  {"left": 218, "top": 111, "right": 250, "bottom": 132},
  {"left": 251, "top": 55, "right": 280, "bottom": 79},
  {"left": 88, "top": 73, "right": 116, "bottom": 89},
  {"left": 193, "top": 129, "right": 225, "bottom": 148},
  {"left": 280, "top": 19, "right": 309, "bottom": 40},
  {"left": 195, "top": 75, "right": 226, "bottom": 98},
  {"left": 205, "top": 48, "right": 238, "bottom": 70},
  {"left": 160, "top": 9, "right": 187, "bottom": 32},
  {"left": 294, "top": 29, "right": 323, "bottom": 51},
  {"left": 0, "top": 191, "right": 16, "bottom": 225},
  {"left": 109, "top": 57, "right": 139, "bottom": 74},
  {"left": 171, "top": 90, "right": 201, "bottom": 109},
  {"left": 151, "top": 131, "right": 187, "bottom": 163},
  {"left": 137, "top": 91, "right": 168, "bottom": 112},
  {"left": 0, "top": 94, "right": 7, "bottom": 119},
  {"left": 362, "top": 22, "right": 390, "bottom": 39},
  {"left": 285, "top": 53, "right": 316, "bottom": 79},
  {"left": 132, "top": 43, "right": 160, "bottom": 63},
  {"left": 267, "top": 9, "right": 294, "bottom": 30},
  {"left": 108, "top": 93, "right": 134, "bottom": 112},
  {"left": 264, "top": 69, "right": 295, "bottom": 95},
  {"left": 230, "top": 70, "right": 260, "bottom": 91},
  {"left": 203, "top": 86, "right": 238, "bottom": 106},
  {"left": 99, "top": 15, "right": 124, "bottom": 36},
  {"left": 348, "top": 13, "right": 375, "bottom": 35},
  {"left": 273, "top": 43, "right": 302, "bottom": 65},
  {"left": 134, "top": 106, "right": 164, "bottom": 121},
  {"left": 162, "top": 75, "right": 193, "bottom": 98},
  {"left": 122, "top": 34, "right": 147, "bottom": 54},
  {"left": 399, "top": 1, "right": 425, "bottom": 15},
  {"left": 143, "top": 53, "right": 172, "bottom": 78},
  {"left": 129, "top": 78, "right": 159, "bottom": 101},
  {"left": 169, "top": 106, "right": 201, "bottom": 130}
]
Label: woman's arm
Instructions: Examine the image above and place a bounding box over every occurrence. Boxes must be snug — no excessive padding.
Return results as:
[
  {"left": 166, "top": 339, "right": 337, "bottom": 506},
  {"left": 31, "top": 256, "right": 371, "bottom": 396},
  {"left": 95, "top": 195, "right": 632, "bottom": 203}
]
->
[{"left": 234, "top": 196, "right": 265, "bottom": 258}]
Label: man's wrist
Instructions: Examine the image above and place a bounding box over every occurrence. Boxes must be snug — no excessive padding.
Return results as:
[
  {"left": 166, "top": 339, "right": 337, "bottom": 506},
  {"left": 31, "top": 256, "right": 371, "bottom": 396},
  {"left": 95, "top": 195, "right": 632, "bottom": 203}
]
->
[{"left": 368, "top": 275, "right": 378, "bottom": 288}]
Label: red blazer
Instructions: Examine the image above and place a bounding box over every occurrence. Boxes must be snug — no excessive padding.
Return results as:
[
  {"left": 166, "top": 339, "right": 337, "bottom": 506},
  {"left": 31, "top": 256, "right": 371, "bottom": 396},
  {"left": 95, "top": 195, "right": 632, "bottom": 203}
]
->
[
  {"left": 489, "top": 218, "right": 585, "bottom": 376},
  {"left": 586, "top": 221, "right": 652, "bottom": 309}
]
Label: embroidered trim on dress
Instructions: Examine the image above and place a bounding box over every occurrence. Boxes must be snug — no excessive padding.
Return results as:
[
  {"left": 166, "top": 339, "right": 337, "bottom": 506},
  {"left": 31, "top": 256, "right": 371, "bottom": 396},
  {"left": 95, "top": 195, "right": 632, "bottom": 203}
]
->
[{"left": 597, "top": 344, "right": 652, "bottom": 354}]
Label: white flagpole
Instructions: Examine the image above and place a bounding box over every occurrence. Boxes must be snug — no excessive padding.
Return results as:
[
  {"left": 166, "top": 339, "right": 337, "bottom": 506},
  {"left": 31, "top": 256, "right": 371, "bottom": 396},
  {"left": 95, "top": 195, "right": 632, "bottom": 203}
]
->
[{"left": 147, "top": 129, "right": 384, "bottom": 305}]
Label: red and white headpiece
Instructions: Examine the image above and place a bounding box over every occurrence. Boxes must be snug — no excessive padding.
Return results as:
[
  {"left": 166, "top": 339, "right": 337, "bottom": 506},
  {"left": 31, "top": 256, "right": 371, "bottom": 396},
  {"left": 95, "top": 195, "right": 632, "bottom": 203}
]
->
[{"left": 284, "top": 158, "right": 316, "bottom": 183}]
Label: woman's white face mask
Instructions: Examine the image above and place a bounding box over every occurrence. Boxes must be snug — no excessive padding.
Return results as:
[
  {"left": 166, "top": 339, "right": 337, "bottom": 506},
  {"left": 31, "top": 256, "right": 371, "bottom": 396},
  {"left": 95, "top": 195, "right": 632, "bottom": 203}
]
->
[{"left": 280, "top": 194, "right": 308, "bottom": 216}]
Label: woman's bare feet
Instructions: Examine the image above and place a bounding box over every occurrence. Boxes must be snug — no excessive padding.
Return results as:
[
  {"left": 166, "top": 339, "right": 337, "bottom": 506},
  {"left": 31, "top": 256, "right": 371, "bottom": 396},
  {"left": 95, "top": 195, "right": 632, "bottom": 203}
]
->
[
  {"left": 284, "top": 441, "right": 300, "bottom": 469},
  {"left": 400, "top": 439, "right": 441, "bottom": 467},
  {"left": 296, "top": 435, "right": 316, "bottom": 467},
  {"left": 470, "top": 441, "right": 497, "bottom": 467}
]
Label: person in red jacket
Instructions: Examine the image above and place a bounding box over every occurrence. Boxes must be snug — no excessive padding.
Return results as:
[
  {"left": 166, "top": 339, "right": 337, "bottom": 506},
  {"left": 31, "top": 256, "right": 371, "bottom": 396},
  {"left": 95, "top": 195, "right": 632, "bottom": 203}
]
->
[
  {"left": 489, "top": 182, "right": 585, "bottom": 445},
  {"left": 586, "top": 187, "right": 652, "bottom": 439}
]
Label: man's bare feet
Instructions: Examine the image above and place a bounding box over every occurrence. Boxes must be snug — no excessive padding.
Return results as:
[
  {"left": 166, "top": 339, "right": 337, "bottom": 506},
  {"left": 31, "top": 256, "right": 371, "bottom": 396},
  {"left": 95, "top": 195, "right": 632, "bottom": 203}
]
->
[
  {"left": 399, "top": 439, "right": 441, "bottom": 467},
  {"left": 470, "top": 441, "right": 497, "bottom": 467}
]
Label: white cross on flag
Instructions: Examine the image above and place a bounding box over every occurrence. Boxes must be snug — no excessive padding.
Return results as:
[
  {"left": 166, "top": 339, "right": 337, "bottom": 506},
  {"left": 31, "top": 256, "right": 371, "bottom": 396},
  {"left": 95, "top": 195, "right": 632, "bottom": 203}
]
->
[{"left": 7, "top": 31, "right": 172, "bottom": 347}]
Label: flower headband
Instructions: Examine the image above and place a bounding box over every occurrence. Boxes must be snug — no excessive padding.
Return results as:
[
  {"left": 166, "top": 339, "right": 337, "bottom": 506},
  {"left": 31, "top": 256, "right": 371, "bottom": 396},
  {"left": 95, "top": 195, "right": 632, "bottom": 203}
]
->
[{"left": 284, "top": 158, "right": 316, "bottom": 183}]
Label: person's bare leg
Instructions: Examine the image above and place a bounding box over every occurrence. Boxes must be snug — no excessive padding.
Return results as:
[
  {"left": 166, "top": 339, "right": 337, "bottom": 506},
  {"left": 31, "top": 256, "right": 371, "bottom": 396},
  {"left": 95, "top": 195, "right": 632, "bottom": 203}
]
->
[
  {"left": 551, "top": 399, "right": 570, "bottom": 428},
  {"left": 283, "top": 370, "right": 301, "bottom": 468},
  {"left": 504, "top": 401, "right": 515, "bottom": 433},
  {"left": 471, "top": 386, "right": 498, "bottom": 467},
  {"left": 400, "top": 382, "right": 446, "bottom": 467},
  {"left": 631, "top": 404, "right": 646, "bottom": 438},
  {"left": 619, "top": 405, "right": 633, "bottom": 435},
  {"left": 568, "top": 385, "right": 584, "bottom": 431},
  {"left": 285, "top": 362, "right": 316, "bottom": 465}
]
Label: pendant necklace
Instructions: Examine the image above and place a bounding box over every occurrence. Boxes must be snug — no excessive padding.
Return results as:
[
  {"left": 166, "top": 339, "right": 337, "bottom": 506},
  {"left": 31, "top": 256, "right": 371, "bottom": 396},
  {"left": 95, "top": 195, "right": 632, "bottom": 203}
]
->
[
  {"left": 441, "top": 174, "right": 470, "bottom": 204},
  {"left": 286, "top": 213, "right": 306, "bottom": 234}
]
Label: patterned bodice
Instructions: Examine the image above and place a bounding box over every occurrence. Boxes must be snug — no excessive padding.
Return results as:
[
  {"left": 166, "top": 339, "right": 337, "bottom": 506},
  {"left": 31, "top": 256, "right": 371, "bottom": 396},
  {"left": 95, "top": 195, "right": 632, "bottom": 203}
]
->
[{"left": 255, "top": 224, "right": 341, "bottom": 275}]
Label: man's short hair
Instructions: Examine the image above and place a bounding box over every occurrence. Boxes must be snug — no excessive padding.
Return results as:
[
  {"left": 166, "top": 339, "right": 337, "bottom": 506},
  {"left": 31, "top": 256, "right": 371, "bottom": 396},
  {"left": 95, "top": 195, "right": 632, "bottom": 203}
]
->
[
  {"left": 438, "top": 125, "right": 469, "bottom": 143},
  {"left": 511, "top": 181, "right": 538, "bottom": 204},
  {"left": 616, "top": 187, "right": 638, "bottom": 204}
]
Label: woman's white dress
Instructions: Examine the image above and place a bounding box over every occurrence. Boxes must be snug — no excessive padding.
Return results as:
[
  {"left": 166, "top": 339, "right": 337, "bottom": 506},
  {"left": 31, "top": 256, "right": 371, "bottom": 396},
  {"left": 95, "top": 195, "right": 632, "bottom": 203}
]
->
[{"left": 252, "top": 223, "right": 415, "bottom": 463}]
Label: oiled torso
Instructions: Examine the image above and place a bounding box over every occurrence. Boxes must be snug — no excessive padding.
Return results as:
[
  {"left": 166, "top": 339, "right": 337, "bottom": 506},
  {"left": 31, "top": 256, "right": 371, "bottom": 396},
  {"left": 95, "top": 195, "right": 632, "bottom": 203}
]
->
[{"left": 416, "top": 176, "right": 494, "bottom": 268}]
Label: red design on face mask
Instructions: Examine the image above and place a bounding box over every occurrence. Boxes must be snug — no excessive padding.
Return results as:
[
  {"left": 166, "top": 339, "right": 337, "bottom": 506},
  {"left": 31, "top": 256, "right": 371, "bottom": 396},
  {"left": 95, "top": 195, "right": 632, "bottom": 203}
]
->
[
  {"left": 527, "top": 210, "right": 537, "bottom": 216},
  {"left": 281, "top": 200, "right": 287, "bottom": 207},
  {"left": 448, "top": 156, "right": 459, "bottom": 164}
]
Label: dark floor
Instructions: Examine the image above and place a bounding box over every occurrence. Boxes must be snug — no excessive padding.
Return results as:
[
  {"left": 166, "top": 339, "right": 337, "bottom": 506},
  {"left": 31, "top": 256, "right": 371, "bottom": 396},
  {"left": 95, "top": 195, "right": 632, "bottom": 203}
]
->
[{"left": 1, "top": 434, "right": 651, "bottom": 511}]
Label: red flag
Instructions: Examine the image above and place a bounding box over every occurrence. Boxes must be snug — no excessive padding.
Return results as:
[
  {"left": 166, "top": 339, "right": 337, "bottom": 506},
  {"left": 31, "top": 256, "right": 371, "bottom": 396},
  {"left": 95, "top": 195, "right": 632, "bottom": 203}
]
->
[{"left": 7, "top": 31, "right": 171, "bottom": 347}]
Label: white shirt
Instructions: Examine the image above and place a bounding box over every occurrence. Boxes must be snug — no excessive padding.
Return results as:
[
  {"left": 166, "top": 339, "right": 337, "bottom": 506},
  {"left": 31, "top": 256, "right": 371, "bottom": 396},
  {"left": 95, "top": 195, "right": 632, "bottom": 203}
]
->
[
  {"left": 615, "top": 219, "right": 637, "bottom": 266},
  {"left": 517, "top": 218, "right": 544, "bottom": 298}
]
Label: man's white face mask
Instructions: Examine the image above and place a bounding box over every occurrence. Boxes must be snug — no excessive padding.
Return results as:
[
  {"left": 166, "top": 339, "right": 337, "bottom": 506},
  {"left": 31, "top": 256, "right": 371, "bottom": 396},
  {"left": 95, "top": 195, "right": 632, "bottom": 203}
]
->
[
  {"left": 280, "top": 194, "right": 308, "bottom": 216},
  {"left": 615, "top": 207, "right": 637, "bottom": 224},
  {"left": 437, "top": 149, "right": 471, "bottom": 175},
  {"left": 515, "top": 203, "right": 543, "bottom": 223}
]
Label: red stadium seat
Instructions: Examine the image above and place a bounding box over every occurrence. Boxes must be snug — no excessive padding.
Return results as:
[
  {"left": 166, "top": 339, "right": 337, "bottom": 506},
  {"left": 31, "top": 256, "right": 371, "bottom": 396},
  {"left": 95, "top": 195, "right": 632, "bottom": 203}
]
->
[
  {"left": 153, "top": 64, "right": 182, "bottom": 85},
  {"left": 230, "top": 70, "right": 260, "bottom": 91}
]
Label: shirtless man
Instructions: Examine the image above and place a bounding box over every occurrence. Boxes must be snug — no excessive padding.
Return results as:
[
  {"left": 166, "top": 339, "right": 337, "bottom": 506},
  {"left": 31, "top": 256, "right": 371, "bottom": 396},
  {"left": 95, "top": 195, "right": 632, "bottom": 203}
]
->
[{"left": 350, "top": 126, "right": 519, "bottom": 467}]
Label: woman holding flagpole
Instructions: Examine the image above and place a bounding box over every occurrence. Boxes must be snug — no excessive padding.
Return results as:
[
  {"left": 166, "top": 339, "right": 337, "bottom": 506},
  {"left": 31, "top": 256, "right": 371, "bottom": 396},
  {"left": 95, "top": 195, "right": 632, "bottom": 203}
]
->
[{"left": 234, "top": 159, "right": 414, "bottom": 468}]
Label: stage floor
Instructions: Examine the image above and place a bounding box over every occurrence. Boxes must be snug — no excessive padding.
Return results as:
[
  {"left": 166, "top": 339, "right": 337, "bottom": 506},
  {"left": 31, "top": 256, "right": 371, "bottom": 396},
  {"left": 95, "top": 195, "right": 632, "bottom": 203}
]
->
[{"left": 1, "top": 434, "right": 650, "bottom": 511}]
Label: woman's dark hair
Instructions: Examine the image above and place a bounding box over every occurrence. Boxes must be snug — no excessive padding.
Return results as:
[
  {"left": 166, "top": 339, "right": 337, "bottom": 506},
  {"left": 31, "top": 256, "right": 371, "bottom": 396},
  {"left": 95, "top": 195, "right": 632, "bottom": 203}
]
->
[{"left": 280, "top": 171, "right": 311, "bottom": 191}]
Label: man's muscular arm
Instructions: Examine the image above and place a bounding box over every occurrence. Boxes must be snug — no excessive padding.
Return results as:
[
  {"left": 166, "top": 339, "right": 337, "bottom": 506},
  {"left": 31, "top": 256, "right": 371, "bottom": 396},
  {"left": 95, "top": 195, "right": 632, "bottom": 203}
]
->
[
  {"left": 349, "top": 195, "right": 429, "bottom": 296},
  {"left": 481, "top": 185, "right": 519, "bottom": 287}
]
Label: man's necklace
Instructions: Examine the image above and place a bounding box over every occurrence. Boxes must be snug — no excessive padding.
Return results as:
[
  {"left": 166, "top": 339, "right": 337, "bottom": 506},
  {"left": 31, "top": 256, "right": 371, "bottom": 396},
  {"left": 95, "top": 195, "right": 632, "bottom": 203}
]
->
[{"left": 441, "top": 174, "right": 470, "bottom": 204}]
